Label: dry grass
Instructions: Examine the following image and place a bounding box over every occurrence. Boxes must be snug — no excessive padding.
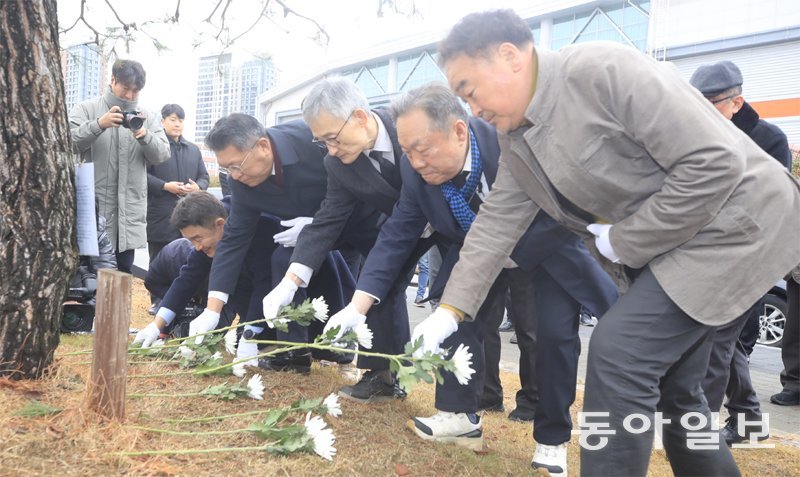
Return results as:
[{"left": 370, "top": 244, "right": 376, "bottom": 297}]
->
[{"left": 0, "top": 279, "right": 798, "bottom": 476}]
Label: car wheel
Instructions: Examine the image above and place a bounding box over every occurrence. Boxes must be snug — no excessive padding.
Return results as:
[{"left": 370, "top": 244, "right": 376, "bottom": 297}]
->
[{"left": 758, "top": 293, "right": 787, "bottom": 348}]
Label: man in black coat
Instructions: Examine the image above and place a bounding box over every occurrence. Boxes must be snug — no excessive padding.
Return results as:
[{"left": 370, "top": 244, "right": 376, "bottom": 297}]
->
[
  {"left": 690, "top": 60, "right": 793, "bottom": 444},
  {"left": 147, "top": 104, "right": 209, "bottom": 262},
  {"left": 146, "top": 104, "right": 209, "bottom": 312},
  {"left": 261, "top": 77, "right": 429, "bottom": 399}
]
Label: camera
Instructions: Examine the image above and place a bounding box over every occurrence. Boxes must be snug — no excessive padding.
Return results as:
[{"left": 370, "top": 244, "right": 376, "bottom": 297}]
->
[
  {"left": 61, "top": 270, "right": 97, "bottom": 333},
  {"left": 121, "top": 110, "right": 146, "bottom": 130}
]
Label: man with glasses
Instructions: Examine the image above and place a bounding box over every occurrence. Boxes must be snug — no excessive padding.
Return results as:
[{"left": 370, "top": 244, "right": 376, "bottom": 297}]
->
[
  {"left": 261, "top": 77, "right": 432, "bottom": 401},
  {"left": 690, "top": 60, "right": 793, "bottom": 445},
  {"left": 185, "top": 113, "right": 356, "bottom": 371}
]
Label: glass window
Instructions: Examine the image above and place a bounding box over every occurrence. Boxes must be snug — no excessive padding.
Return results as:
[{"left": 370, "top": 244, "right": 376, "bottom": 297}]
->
[{"left": 398, "top": 52, "right": 446, "bottom": 91}]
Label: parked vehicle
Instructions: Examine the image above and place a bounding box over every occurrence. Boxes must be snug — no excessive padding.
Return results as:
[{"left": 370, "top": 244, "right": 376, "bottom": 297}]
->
[{"left": 760, "top": 280, "right": 787, "bottom": 348}]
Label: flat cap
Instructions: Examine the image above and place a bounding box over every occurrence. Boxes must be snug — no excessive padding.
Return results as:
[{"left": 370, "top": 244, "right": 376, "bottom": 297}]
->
[{"left": 689, "top": 60, "right": 743, "bottom": 97}]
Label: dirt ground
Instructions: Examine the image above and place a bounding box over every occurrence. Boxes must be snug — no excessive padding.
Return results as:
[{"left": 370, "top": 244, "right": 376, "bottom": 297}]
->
[{"left": 0, "top": 279, "right": 798, "bottom": 476}]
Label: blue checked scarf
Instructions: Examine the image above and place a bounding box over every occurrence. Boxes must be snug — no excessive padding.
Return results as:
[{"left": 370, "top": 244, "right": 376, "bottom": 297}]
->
[{"left": 441, "top": 129, "right": 482, "bottom": 232}]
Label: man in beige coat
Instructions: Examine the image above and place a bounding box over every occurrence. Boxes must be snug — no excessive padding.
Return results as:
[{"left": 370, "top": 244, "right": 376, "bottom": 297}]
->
[
  {"left": 69, "top": 59, "right": 170, "bottom": 273},
  {"left": 409, "top": 9, "right": 800, "bottom": 477}
]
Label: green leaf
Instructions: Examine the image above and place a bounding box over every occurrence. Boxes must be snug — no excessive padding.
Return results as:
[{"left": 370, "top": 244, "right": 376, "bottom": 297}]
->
[{"left": 15, "top": 401, "right": 63, "bottom": 417}]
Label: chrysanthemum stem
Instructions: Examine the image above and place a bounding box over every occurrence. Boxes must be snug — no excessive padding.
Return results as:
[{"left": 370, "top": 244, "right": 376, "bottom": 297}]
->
[
  {"left": 114, "top": 444, "right": 277, "bottom": 456},
  {"left": 129, "top": 392, "right": 204, "bottom": 398},
  {"left": 129, "top": 425, "right": 245, "bottom": 436},
  {"left": 162, "top": 409, "right": 271, "bottom": 424}
]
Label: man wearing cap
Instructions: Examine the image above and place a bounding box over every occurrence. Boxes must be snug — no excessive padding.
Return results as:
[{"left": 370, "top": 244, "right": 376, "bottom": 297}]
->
[
  {"left": 690, "top": 60, "right": 792, "bottom": 169},
  {"left": 690, "top": 61, "right": 796, "bottom": 444}
]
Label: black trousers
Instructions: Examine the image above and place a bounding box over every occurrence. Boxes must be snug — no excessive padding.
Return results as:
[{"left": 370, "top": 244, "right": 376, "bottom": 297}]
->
[
  {"left": 781, "top": 277, "right": 800, "bottom": 393},
  {"left": 115, "top": 249, "right": 135, "bottom": 274},
  {"left": 581, "top": 267, "right": 740, "bottom": 477},
  {"left": 703, "top": 300, "right": 761, "bottom": 416}
]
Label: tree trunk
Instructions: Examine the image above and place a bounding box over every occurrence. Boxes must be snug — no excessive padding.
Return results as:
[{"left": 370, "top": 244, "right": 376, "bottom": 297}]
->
[{"left": 0, "top": 0, "right": 77, "bottom": 379}]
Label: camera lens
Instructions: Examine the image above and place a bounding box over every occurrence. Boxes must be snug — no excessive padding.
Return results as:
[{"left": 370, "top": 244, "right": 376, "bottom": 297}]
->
[{"left": 128, "top": 116, "right": 144, "bottom": 130}]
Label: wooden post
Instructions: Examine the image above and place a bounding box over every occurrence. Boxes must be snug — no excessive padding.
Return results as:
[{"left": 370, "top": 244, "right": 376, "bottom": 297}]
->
[{"left": 86, "top": 269, "right": 131, "bottom": 420}]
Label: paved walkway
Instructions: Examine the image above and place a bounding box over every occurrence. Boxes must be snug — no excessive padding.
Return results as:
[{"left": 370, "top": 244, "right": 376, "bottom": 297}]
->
[{"left": 404, "top": 288, "right": 800, "bottom": 443}]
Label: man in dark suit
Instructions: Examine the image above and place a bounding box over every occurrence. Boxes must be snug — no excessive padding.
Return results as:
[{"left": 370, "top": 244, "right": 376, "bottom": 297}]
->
[
  {"left": 183, "top": 114, "right": 338, "bottom": 370},
  {"left": 261, "top": 77, "right": 428, "bottom": 400},
  {"left": 324, "top": 84, "right": 617, "bottom": 464},
  {"left": 134, "top": 192, "right": 253, "bottom": 347}
]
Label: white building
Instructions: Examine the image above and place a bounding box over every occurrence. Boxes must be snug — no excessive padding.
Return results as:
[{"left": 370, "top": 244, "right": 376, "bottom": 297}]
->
[
  {"left": 195, "top": 54, "right": 279, "bottom": 143},
  {"left": 61, "top": 43, "right": 106, "bottom": 112},
  {"left": 258, "top": 0, "right": 800, "bottom": 143}
]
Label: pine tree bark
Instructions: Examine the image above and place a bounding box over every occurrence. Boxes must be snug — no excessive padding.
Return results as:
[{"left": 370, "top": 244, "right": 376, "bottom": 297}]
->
[{"left": 0, "top": 0, "right": 77, "bottom": 379}]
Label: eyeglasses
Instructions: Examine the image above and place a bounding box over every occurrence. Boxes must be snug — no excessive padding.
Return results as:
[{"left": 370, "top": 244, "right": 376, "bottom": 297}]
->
[
  {"left": 219, "top": 143, "right": 257, "bottom": 175},
  {"left": 312, "top": 111, "right": 353, "bottom": 148},
  {"left": 709, "top": 94, "right": 736, "bottom": 105}
]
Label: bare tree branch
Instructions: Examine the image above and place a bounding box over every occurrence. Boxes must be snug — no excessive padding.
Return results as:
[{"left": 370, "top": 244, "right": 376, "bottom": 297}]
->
[
  {"left": 104, "top": 0, "right": 133, "bottom": 32},
  {"left": 272, "top": 0, "right": 329, "bottom": 45},
  {"left": 214, "top": 0, "right": 234, "bottom": 40},
  {"left": 226, "top": 1, "right": 272, "bottom": 46},
  {"left": 204, "top": 0, "right": 225, "bottom": 23},
  {"left": 59, "top": 0, "right": 101, "bottom": 45}
]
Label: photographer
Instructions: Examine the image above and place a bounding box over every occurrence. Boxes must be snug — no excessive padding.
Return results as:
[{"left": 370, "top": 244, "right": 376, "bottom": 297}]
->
[{"left": 69, "top": 59, "right": 170, "bottom": 273}]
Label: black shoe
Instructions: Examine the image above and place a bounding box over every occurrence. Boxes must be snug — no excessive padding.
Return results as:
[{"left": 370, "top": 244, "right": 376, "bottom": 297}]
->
[
  {"left": 508, "top": 407, "right": 536, "bottom": 422},
  {"left": 721, "top": 415, "right": 770, "bottom": 446},
  {"left": 413, "top": 297, "right": 426, "bottom": 307},
  {"left": 338, "top": 370, "right": 403, "bottom": 403},
  {"left": 498, "top": 319, "right": 514, "bottom": 332},
  {"left": 478, "top": 399, "right": 505, "bottom": 412},
  {"left": 148, "top": 303, "right": 159, "bottom": 316},
  {"left": 258, "top": 350, "right": 311, "bottom": 374},
  {"left": 579, "top": 312, "right": 596, "bottom": 327},
  {"left": 509, "top": 332, "right": 518, "bottom": 344},
  {"left": 770, "top": 389, "right": 800, "bottom": 406}
]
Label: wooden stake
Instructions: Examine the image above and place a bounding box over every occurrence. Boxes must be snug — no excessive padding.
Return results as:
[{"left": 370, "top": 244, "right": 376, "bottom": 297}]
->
[{"left": 86, "top": 269, "right": 131, "bottom": 420}]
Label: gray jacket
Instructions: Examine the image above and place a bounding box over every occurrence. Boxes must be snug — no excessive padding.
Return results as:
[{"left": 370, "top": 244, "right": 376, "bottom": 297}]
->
[
  {"left": 69, "top": 87, "right": 170, "bottom": 251},
  {"left": 442, "top": 43, "right": 800, "bottom": 326}
]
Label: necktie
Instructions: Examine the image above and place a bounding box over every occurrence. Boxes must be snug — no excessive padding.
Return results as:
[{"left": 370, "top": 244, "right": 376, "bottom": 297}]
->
[
  {"left": 370, "top": 150, "right": 401, "bottom": 190},
  {"left": 441, "top": 128, "right": 482, "bottom": 232}
]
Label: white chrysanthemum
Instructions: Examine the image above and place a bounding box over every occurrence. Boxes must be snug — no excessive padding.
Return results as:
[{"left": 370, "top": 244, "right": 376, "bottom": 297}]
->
[
  {"left": 178, "top": 345, "right": 195, "bottom": 360},
  {"left": 232, "top": 362, "right": 246, "bottom": 378},
  {"left": 224, "top": 328, "right": 238, "bottom": 354},
  {"left": 304, "top": 412, "right": 336, "bottom": 460},
  {"left": 353, "top": 322, "right": 373, "bottom": 350},
  {"left": 151, "top": 339, "right": 165, "bottom": 349},
  {"left": 246, "top": 374, "right": 264, "bottom": 400},
  {"left": 210, "top": 351, "right": 222, "bottom": 361},
  {"left": 323, "top": 393, "right": 342, "bottom": 418},
  {"left": 451, "top": 344, "right": 476, "bottom": 386},
  {"left": 312, "top": 297, "right": 329, "bottom": 322}
]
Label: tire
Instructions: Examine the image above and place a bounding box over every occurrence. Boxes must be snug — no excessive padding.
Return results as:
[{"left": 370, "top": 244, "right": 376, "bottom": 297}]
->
[{"left": 758, "top": 293, "right": 787, "bottom": 348}]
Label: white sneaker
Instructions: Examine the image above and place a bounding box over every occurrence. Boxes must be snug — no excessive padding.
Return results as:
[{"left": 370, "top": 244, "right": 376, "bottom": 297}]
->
[
  {"left": 531, "top": 441, "right": 567, "bottom": 476},
  {"left": 408, "top": 411, "right": 483, "bottom": 451}
]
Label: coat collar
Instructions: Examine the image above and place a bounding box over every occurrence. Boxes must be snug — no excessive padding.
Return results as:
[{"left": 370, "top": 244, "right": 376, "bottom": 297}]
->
[
  {"left": 523, "top": 48, "right": 561, "bottom": 128},
  {"left": 731, "top": 101, "right": 760, "bottom": 135}
]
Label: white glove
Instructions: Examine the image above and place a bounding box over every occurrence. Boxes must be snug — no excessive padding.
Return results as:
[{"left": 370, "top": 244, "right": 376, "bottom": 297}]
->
[
  {"left": 273, "top": 216, "right": 313, "bottom": 247},
  {"left": 133, "top": 322, "right": 161, "bottom": 348},
  {"left": 263, "top": 277, "right": 298, "bottom": 327},
  {"left": 587, "top": 223, "right": 620, "bottom": 264},
  {"left": 322, "top": 303, "right": 367, "bottom": 341},
  {"left": 188, "top": 308, "right": 221, "bottom": 345},
  {"left": 410, "top": 307, "right": 460, "bottom": 358}
]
